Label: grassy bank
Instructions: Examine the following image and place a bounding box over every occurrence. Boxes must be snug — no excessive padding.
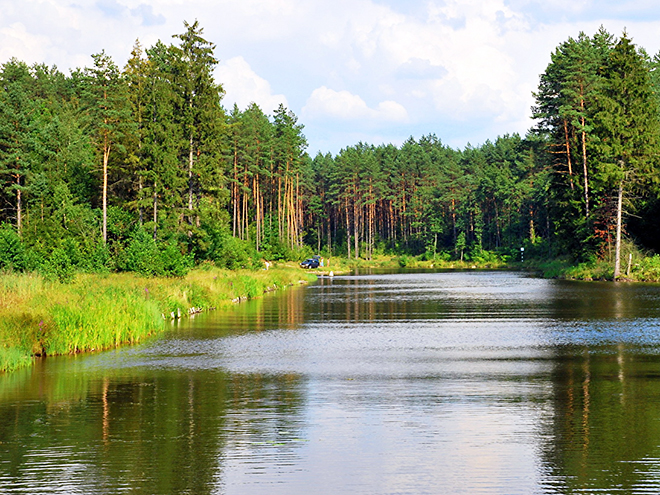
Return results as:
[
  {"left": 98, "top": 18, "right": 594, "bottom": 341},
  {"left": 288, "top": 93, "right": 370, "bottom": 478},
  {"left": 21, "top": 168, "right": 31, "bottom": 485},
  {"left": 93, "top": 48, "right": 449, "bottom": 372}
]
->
[
  {"left": 0, "top": 265, "right": 315, "bottom": 373},
  {"left": 529, "top": 253, "right": 660, "bottom": 282},
  {"left": 309, "top": 250, "right": 660, "bottom": 283},
  {"left": 307, "top": 253, "right": 511, "bottom": 275}
]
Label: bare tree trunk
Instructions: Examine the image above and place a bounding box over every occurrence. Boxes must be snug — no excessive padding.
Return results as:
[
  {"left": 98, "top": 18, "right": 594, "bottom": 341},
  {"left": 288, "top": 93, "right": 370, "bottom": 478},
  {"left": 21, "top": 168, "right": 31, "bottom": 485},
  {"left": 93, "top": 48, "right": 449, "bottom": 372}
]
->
[
  {"left": 580, "top": 117, "right": 589, "bottom": 218},
  {"left": 152, "top": 181, "right": 158, "bottom": 240},
  {"left": 613, "top": 179, "right": 624, "bottom": 281},
  {"left": 353, "top": 190, "right": 359, "bottom": 260},
  {"left": 563, "top": 119, "right": 575, "bottom": 190},
  {"left": 138, "top": 176, "right": 144, "bottom": 226},
  {"left": 188, "top": 134, "right": 194, "bottom": 212},
  {"left": 15, "top": 173, "right": 22, "bottom": 237},
  {"left": 254, "top": 175, "right": 261, "bottom": 251},
  {"left": 346, "top": 202, "right": 351, "bottom": 259},
  {"left": 232, "top": 145, "right": 238, "bottom": 237},
  {"left": 326, "top": 209, "right": 332, "bottom": 255},
  {"left": 277, "top": 174, "right": 283, "bottom": 241},
  {"left": 103, "top": 141, "right": 109, "bottom": 244},
  {"left": 451, "top": 197, "right": 457, "bottom": 255}
]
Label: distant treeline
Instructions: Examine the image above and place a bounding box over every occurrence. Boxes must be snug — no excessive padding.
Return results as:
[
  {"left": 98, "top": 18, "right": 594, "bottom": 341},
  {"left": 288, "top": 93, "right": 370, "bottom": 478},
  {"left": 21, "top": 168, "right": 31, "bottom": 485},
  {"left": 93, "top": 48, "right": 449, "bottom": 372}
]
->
[{"left": 1, "top": 23, "right": 659, "bottom": 279}]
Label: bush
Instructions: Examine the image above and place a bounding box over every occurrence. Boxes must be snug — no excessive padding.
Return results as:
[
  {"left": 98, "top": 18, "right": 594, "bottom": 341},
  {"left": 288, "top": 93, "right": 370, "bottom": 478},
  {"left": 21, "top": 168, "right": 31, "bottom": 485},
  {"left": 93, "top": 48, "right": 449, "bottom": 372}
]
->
[
  {"left": 207, "top": 227, "right": 260, "bottom": 269},
  {"left": 261, "top": 237, "right": 295, "bottom": 262},
  {"left": 0, "top": 224, "right": 25, "bottom": 271},
  {"left": 42, "top": 248, "right": 75, "bottom": 283},
  {"left": 633, "top": 255, "right": 660, "bottom": 281},
  {"left": 160, "top": 240, "right": 193, "bottom": 277},
  {"left": 121, "top": 229, "right": 192, "bottom": 277},
  {"left": 122, "top": 229, "right": 161, "bottom": 276}
]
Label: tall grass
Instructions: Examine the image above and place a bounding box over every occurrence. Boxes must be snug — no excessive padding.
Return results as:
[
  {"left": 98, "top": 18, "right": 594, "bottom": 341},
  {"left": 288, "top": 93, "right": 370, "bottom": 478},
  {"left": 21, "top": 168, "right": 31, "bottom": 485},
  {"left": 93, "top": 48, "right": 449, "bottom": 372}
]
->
[{"left": 0, "top": 266, "right": 314, "bottom": 373}]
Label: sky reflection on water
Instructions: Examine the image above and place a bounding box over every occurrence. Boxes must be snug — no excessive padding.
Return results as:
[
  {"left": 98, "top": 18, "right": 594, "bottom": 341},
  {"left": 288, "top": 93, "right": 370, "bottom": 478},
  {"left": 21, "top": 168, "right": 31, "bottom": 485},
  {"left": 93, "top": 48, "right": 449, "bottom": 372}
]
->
[{"left": 2, "top": 271, "right": 660, "bottom": 494}]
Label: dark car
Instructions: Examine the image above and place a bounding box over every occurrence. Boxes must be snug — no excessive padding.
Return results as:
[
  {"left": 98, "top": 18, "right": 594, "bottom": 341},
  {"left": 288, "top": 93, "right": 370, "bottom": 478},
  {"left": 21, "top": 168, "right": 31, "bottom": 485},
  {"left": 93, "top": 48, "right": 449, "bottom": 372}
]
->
[{"left": 300, "top": 257, "right": 320, "bottom": 269}]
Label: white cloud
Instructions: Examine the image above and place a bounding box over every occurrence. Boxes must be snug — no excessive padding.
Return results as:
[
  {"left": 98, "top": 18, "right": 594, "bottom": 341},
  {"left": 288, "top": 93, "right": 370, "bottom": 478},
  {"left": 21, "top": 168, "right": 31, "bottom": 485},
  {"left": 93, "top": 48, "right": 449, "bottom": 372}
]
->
[
  {"left": 2, "top": 0, "right": 660, "bottom": 154},
  {"left": 216, "top": 56, "right": 288, "bottom": 114},
  {"left": 302, "top": 86, "right": 408, "bottom": 124},
  {"left": 0, "top": 22, "right": 51, "bottom": 65}
]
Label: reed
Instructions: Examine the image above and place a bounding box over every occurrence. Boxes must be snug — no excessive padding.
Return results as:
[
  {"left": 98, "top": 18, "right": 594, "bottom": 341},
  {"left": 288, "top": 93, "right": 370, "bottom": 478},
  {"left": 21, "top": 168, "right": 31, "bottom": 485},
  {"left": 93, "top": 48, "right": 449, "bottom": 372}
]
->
[{"left": 0, "top": 265, "right": 314, "bottom": 372}]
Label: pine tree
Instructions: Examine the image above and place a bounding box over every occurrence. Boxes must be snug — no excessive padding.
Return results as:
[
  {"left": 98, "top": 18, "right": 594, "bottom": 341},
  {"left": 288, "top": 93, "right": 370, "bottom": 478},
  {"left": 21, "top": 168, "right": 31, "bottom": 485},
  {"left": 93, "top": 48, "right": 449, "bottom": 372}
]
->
[
  {"left": 124, "top": 40, "right": 150, "bottom": 225},
  {"left": 593, "top": 33, "right": 660, "bottom": 279},
  {"left": 171, "top": 20, "right": 225, "bottom": 235},
  {"left": 272, "top": 104, "right": 307, "bottom": 249},
  {"left": 83, "top": 50, "right": 131, "bottom": 244},
  {"left": 533, "top": 28, "right": 614, "bottom": 258},
  {"left": 143, "top": 40, "right": 184, "bottom": 240},
  {"left": 0, "top": 59, "right": 36, "bottom": 235}
]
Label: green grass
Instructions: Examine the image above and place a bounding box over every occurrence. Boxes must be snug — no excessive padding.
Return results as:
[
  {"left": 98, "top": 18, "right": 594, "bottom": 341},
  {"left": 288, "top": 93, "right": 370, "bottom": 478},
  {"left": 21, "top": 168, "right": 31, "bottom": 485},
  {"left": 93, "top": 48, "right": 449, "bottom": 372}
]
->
[
  {"left": 528, "top": 248, "right": 660, "bottom": 283},
  {"left": 0, "top": 265, "right": 314, "bottom": 373},
  {"left": 305, "top": 252, "right": 510, "bottom": 275}
]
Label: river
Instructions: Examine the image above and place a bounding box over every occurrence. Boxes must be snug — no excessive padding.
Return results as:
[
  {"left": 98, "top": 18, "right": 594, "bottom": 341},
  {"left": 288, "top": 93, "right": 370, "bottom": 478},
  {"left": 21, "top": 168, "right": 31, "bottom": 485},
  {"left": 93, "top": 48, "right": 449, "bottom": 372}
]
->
[{"left": 2, "top": 270, "right": 660, "bottom": 494}]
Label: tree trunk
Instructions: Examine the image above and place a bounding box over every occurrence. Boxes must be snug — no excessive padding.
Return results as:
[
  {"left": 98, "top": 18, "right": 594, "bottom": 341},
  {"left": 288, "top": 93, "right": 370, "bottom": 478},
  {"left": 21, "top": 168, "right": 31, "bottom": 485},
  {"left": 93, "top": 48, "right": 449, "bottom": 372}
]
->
[
  {"left": 188, "top": 133, "right": 194, "bottom": 234},
  {"left": 345, "top": 202, "right": 351, "bottom": 259},
  {"left": 613, "top": 179, "right": 624, "bottom": 281},
  {"left": 451, "top": 197, "right": 457, "bottom": 248},
  {"left": 232, "top": 144, "right": 238, "bottom": 237},
  {"left": 153, "top": 181, "right": 158, "bottom": 240},
  {"left": 103, "top": 141, "right": 109, "bottom": 244},
  {"left": 580, "top": 117, "right": 589, "bottom": 218},
  {"left": 563, "top": 119, "right": 575, "bottom": 190},
  {"left": 353, "top": 190, "right": 359, "bottom": 260},
  {"left": 138, "top": 176, "right": 144, "bottom": 226},
  {"left": 326, "top": 209, "right": 332, "bottom": 255},
  {"left": 15, "top": 173, "right": 22, "bottom": 237}
]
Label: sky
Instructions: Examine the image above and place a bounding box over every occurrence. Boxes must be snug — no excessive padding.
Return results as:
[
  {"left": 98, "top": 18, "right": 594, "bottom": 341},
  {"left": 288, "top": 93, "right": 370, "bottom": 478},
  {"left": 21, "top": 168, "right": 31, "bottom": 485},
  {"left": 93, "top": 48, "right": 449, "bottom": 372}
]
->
[{"left": 1, "top": 0, "right": 660, "bottom": 156}]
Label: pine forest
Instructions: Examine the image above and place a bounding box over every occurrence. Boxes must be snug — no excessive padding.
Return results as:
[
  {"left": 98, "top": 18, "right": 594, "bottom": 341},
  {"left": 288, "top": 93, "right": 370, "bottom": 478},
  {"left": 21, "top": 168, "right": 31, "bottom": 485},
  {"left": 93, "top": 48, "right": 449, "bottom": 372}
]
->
[{"left": 2, "top": 22, "right": 660, "bottom": 281}]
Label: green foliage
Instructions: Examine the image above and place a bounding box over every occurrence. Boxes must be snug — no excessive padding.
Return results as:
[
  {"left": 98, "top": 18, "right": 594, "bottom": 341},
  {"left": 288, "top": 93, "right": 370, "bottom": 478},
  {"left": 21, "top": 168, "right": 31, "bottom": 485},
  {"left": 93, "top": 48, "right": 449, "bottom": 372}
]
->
[
  {"left": 42, "top": 248, "right": 75, "bottom": 283},
  {"left": 0, "top": 266, "right": 313, "bottom": 371},
  {"left": 2, "top": 22, "right": 660, "bottom": 284},
  {"left": 121, "top": 229, "right": 192, "bottom": 277},
  {"left": 0, "top": 346, "right": 32, "bottom": 373},
  {"left": 206, "top": 225, "right": 260, "bottom": 269},
  {"left": 0, "top": 224, "right": 25, "bottom": 271},
  {"left": 534, "top": 28, "right": 660, "bottom": 266},
  {"left": 633, "top": 255, "right": 660, "bottom": 281}
]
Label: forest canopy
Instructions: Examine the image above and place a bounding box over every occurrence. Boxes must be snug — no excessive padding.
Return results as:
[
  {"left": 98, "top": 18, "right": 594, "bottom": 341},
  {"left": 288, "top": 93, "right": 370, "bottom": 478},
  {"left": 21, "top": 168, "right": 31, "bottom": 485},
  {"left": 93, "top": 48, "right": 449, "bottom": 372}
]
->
[{"left": 1, "top": 23, "right": 659, "bottom": 280}]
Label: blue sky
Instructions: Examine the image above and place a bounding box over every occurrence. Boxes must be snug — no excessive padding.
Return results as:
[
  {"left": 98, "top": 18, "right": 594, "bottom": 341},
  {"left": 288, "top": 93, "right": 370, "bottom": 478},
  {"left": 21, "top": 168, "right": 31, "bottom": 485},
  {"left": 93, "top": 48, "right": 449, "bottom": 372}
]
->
[{"left": 1, "top": 0, "right": 659, "bottom": 155}]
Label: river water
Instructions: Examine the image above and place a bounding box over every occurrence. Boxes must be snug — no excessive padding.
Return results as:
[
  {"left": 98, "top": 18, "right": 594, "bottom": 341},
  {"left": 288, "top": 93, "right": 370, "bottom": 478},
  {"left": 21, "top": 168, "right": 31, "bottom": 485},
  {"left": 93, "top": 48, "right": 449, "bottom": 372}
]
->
[{"left": 3, "top": 270, "right": 660, "bottom": 494}]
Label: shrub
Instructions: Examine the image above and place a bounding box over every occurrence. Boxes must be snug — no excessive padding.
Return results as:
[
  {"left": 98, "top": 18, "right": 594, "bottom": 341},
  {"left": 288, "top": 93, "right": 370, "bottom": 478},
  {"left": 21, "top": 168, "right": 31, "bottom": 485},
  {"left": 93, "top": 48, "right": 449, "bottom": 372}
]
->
[
  {"left": 633, "top": 255, "right": 660, "bottom": 281},
  {"left": 208, "top": 228, "right": 260, "bottom": 269},
  {"left": 160, "top": 240, "right": 193, "bottom": 277},
  {"left": 121, "top": 230, "right": 192, "bottom": 277},
  {"left": 0, "top": 224, "right": 25, "bottom": 271},
  {"left": 42, "top": 248, "right": 75, "bottom": 283},
  {"left": 122, "top": 229, "right": 162, "bottom": 276}
]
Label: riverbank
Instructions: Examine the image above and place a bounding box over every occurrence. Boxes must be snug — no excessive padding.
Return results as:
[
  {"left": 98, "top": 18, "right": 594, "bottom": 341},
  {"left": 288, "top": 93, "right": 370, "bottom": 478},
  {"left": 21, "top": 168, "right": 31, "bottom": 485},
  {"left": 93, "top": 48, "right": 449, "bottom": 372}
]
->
[
  {"left": 529, "top": 254, "right": 660, "bottom": 282},
  {"left": 303, "top": 253, "right": 511, "bottom": 276},
  {"left": 0, "top": 265, "right": 315, "bottom": 373},
  {"left": 302, "top": 250, "right": 660, "bottom": 282}
]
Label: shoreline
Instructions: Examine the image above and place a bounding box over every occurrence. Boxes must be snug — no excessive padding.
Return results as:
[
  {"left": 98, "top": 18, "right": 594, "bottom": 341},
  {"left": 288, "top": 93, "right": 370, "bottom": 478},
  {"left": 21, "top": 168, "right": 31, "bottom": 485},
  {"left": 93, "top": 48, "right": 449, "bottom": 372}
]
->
[
  {"left": 313, "top": 253, "right": 660, "bottom": 282},
  {"left": 4, "top": 254, "right": 659, "bottom": 373},
  {"left": 0, "top": 265, "right": 315, "bottom": 373}
]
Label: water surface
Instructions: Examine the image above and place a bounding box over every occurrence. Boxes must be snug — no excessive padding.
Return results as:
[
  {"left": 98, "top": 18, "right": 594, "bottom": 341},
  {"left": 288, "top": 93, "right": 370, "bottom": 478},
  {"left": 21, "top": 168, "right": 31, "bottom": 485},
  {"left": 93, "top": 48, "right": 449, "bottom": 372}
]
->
[{"left": 2, "top": 271, "right": 660, "bottom": 494}]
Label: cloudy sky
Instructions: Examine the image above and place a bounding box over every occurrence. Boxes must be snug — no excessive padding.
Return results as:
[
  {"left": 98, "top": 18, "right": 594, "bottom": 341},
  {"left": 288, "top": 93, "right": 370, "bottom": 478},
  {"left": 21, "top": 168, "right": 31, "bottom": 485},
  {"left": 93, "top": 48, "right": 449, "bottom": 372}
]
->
[{"left": 1, "top": 0, "right": 660, "bottom": 155}]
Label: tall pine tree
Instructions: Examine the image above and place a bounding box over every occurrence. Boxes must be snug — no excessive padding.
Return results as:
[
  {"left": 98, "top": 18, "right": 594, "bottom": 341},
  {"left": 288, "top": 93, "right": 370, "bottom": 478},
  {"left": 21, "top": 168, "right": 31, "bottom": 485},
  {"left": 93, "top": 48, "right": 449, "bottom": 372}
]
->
[{"left": 593, "top": 33, "right": 659, "bottom": 279}]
